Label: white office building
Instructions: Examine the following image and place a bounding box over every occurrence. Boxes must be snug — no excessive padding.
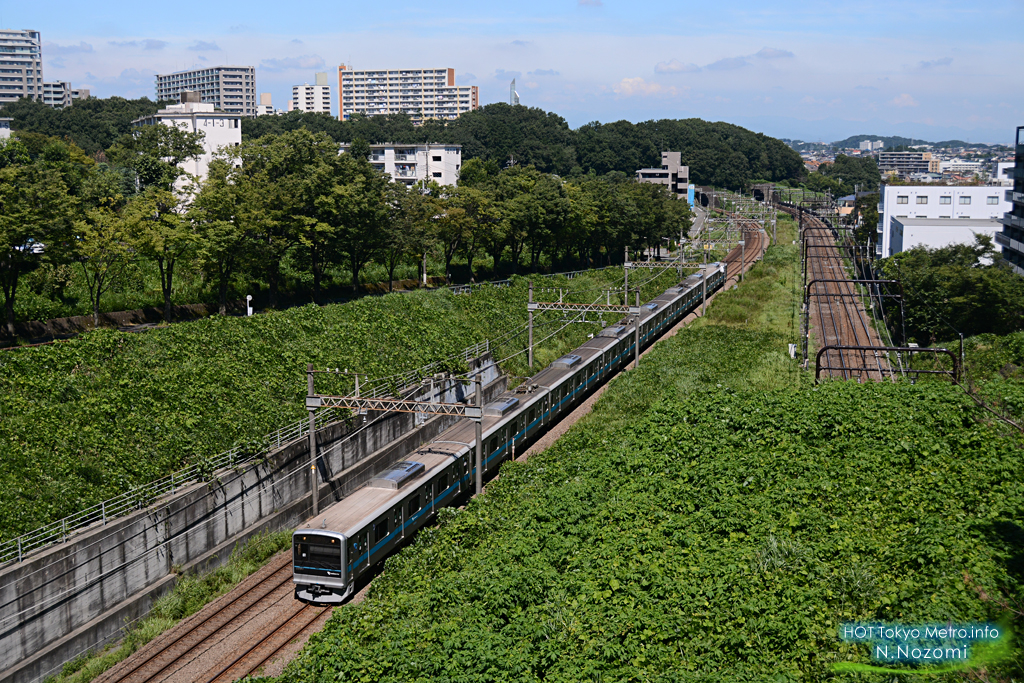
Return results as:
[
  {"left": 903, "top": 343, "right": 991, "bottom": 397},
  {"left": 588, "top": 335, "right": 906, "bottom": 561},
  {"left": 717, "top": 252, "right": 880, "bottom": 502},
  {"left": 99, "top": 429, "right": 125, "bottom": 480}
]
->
[
  {"left": 292, "top": 72, "right": 332, "bottom": 114},
  {"left": 338, "top": 142, "right": 461, "bottom": 186},
  {"left": 155, "top": 66, "right": 256, "bottom": 116},
  {"left": 337, "top": 65, "right": 479, "bottom": 124},
  {"left": 0, "top": 29, "right": 42, "bottom": 105},
  {"left": 877, "top": 185, "right": 1011, "bottom": 258},
  {"left": 940, "top": 159, "right": 984, "bottom": 176},
  {"left": 132, "top": 92, "right": 242, "bottom": 181}
]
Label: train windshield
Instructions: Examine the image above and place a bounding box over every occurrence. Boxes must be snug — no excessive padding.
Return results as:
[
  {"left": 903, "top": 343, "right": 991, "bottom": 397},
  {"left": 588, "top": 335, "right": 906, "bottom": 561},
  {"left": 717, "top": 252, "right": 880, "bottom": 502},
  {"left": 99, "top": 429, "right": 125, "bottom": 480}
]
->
[{"left": 293, "top": 534, "right": 343, "bottom": 574}]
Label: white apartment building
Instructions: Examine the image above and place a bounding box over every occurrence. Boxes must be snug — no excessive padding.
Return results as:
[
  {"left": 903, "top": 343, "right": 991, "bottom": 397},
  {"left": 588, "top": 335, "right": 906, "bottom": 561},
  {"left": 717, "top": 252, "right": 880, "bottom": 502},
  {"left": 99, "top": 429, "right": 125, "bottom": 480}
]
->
[
  {"left": 940, "top": 158, "right": 983, "bottom": 175},
  {"left": 155, "top": 66, "right": 256, "bottom": 117},
  {"left": 0, "top": 118, "right": 11, "bottom": 139},
  {"left": 132, "top": 93, "right": 242, "bottom": 180},
  {"left": 338, "top": 142, "right": 461, "bottom": 186},
  {"left": 859, "top": 140, "right": 884, "bottom": 151},
  {"left": 995, "top": 162, "right": 1015, "bottom": 186},
  {"left": 0, "top": 29, "right": 42, "bottom": 105},
  {"left": 337, "top": 65, "right": 479, "bottom": 124},
  {"left": 292, "top": 72, "right": 332, "bottom": 114},
  {"left": 42, "top": 80, "right": 71, "bottom": 108},
  {"left": 877, "top": 185, "right": 1011, "bottom": 257}
]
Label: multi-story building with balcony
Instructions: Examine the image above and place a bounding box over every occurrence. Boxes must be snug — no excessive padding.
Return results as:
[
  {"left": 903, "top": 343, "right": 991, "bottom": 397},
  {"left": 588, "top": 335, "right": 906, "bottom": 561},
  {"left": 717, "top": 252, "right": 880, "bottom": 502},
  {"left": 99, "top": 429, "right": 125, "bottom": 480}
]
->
[
  {"left": 155, "top": 66, "right": 256, "bottom": 116},
  {"left": 292, "top": 72, "right": 332, "bottom": 114},
  {"left": 996, "top": 126, "right": 1024, "bottom": 276},
  {"left": 337, "top": 65, "right": 478, "bottom": 124},
  {"left": 876, "top": 184, "right": 1011, "bottom": 258},
  {"left": 0, "top": 29, "right": 42, "bottom": 105},
  {"left": 338, "top": 142, "right": 461, "bottom": 186},
  {"left": 636, "top": 151, "right": 690, "bottom": 199},
  {"left": 878, "top": 151, "right": 941, "bottom": 177}
]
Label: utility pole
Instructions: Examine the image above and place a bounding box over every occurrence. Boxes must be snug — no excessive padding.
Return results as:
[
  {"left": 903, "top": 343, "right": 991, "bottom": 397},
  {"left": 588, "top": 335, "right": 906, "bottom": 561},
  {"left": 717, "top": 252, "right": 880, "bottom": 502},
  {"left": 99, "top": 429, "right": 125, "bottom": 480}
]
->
[
  {"left": 634, "top": 289, "right": 641, "bottom": 369},
  {"left": 701, "top": 242, "right": 708, "bottom": 316},
  {"left": 475, "top": 373, "right": 483, "bottom": 495},
  {"left": 306, "top": 363, "right": 318, "bottom": 519},
  {"left": 623, "top": 246, "right": 629, "bottom": 304},
  {"left": 739, "top": 240, "right": 746, "bottom": 282},
  {"left": 528, "top": 281, "right": 534, "bottom": 369}
]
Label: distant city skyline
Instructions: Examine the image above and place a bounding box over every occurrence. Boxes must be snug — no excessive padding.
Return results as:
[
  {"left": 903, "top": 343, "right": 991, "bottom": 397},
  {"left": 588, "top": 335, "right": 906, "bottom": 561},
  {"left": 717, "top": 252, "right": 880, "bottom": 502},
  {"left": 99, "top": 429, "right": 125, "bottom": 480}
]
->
[{"left": 5, "top": 0, "right": 1021, "bottom": 144}]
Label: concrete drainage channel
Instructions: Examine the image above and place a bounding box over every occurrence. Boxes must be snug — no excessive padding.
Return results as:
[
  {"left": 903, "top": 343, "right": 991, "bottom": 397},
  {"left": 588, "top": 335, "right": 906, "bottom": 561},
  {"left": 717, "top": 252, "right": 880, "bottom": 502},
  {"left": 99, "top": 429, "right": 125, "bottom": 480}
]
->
[{"left": 0, "top": 354, "right": 505, "bottom": 683}]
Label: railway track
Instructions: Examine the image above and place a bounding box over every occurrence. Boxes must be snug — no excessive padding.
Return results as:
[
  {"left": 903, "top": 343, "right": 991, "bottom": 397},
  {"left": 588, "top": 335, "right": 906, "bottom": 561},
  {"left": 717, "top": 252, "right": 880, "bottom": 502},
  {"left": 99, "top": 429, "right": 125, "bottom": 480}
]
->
[
  {"left": 93, "top": 553, "right": 328, "bottom": 683},
  {"left": 800, "top": 212, "right": 893, "bottom": 381}
]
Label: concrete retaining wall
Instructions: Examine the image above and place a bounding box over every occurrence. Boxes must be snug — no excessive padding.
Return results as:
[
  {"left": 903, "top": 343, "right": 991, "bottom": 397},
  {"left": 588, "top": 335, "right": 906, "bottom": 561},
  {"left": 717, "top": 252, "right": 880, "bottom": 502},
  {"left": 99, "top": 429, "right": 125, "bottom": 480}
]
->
[{"left": 0, "top": 355, "right": 504, "bottom": 683}]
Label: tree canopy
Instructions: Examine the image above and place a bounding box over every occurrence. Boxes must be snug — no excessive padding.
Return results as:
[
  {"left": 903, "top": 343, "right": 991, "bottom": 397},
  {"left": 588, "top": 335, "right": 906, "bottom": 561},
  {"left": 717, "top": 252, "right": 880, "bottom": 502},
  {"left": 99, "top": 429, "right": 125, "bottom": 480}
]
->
[{"left": 242, "top": 104, "right": 806, "bottom": 189}]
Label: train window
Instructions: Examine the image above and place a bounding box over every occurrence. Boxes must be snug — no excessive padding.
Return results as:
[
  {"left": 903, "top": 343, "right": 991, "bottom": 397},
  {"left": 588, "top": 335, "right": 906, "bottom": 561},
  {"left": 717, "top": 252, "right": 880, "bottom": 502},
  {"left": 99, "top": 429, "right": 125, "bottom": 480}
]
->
[
  {"left": 528, "top": 408, "right": 535, "bottom": 425},
  {"left": 426, "top": 483, "right": 434, "bottom": 503},
  {"left": 393, "top": 508, "right": 402, "bottom": 530},
  {"left": 374, "top": 518, "right": 389, "bottom": 543},
  {"left": 408, "top": 495, "right": 420, "bottom": 515},
  {"left": 490, "top": 437, "right": 498, "bottom": 454},
  {"left": 439, "top": 474, "right": 447, "bottom": 492},
  {"left": 348, "top": 539, "right": 358, "bottom": 562}
]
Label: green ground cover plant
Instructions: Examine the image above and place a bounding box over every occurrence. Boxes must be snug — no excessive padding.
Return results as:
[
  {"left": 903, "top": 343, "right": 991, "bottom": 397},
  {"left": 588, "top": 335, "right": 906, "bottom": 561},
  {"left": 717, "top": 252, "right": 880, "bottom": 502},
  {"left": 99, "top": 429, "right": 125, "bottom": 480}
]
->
[
  {"left": 46, "top": 530, "right": 291, "bottom": 683},
  {"left": 0, "top": 267, "right": 677, "bottom": 540},
  {"left": 274, "top": 217, "right": 1024, "bottom": 681}
]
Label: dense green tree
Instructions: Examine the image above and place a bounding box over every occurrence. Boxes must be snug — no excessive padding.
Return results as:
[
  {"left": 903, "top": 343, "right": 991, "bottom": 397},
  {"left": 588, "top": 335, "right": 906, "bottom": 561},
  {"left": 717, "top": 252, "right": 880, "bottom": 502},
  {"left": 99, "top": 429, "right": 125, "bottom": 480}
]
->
[
  {"left": 0, "top": 161, "right": 74, "bottom": 335},
  {"left": 190, "top": 159, "right": 250, "bottom": 314},
  {"left": 3, "top": 96, "right": 169, "bottom": 154},
  {"left": 124, "top": 186, "right": 196, "bottom": 321},
  {"left": 880, "top": 236, "right": 1024, "bottom": 342},
  {"left": 106, "top": 124, "right": 205, "bottom": 190}
]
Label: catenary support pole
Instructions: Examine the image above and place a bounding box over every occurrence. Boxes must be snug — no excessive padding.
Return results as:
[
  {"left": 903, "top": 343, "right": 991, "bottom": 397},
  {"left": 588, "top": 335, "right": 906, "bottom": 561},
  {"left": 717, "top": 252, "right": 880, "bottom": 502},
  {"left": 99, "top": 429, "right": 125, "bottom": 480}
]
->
[
  {"left": 528, "top": 281, "right": 534, "bottom": 369},
  {"left": 475, "top": 374, "right": 483, "bottom": 495},
  {"left": 701, "top": 245, "right": 708, "bottom": 316},
  {"left": 307, "top": 363, "right": 318, "bottom": 519},
  {"left": 623, "top": 247, "right": 629, "bottom": 304},
  {"left": 634, "top": 289, "right": 641, "bottom": 369}
]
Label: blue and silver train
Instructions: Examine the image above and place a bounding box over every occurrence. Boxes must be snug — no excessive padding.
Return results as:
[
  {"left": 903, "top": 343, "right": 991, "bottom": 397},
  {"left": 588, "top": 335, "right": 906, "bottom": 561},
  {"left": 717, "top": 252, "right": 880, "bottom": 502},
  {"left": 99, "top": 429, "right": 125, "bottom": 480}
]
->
[{"left": 293, "top": 262, "right": 728, "bottom": 603}]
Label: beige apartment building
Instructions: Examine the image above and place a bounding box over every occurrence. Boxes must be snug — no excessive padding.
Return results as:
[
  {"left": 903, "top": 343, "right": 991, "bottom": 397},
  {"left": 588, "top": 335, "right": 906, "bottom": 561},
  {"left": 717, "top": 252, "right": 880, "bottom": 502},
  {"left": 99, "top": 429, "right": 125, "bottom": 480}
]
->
[
  {"left": 337, "top": 65, "right": 479, "bottom": 124},
  {"left": 636, "top": 151, "right": 690, "bottom": 197},
  {"left": 878, "top": 151, "right": 941, "bottom": 177}
]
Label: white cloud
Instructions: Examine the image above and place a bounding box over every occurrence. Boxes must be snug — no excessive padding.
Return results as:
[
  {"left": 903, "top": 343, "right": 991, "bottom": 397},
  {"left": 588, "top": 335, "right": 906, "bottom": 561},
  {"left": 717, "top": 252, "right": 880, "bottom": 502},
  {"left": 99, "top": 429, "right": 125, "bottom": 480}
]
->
[
  {"left": 918, "top": 57, "right": 952, "bottom": 69},
  {"left": 654, "top": 59, "right": 700, "bottom": 74},
  {"left": 45, "top": 41, "right": 94, "bottom": 55},
  {"left": 755, "top": 47, "right": 793, "bottom": 59},
  {"left": 890, "top": 93, "right": 919, "bottom": 107},
  {"left": 511, "top": 40, "right": 531, "bottom": 47},
  {"left": 706, "top": 56, "right": 748, "bottom": 71},
  {"left": 259, "top": 55, "right": 326, "bottom": 72},
  {"left": 494, "top": 69, "right": 522, "bottom": 81},
  {"left": 614, "top": 77, "right": 676, "bottom": 97},
  {"left": 188, "top": 41, "right": 220, "bottom": 52},
  {"left": 529, "top": 69, "right": 560, "bottom": 76}
]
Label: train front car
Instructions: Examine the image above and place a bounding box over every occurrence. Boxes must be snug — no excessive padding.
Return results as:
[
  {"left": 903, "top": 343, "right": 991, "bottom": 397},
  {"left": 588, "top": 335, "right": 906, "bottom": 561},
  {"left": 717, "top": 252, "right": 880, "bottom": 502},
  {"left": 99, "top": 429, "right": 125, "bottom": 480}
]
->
[{"left": 292, "top": 530, "right": 351, "bottom": 604}]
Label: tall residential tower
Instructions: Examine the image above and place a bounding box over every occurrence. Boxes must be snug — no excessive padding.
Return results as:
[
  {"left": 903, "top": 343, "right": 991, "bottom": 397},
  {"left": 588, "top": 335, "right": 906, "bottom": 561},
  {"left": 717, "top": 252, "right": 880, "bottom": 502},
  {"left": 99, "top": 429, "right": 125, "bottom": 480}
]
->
[
  {"left": 337, "top": 65, "right": 478, "bottom": 123},
  {"left": 155, "top": 66, "right": 256, "bottom": 116},
  {"left": 0, "top": 30, "right": 43, "bottom": 105}
]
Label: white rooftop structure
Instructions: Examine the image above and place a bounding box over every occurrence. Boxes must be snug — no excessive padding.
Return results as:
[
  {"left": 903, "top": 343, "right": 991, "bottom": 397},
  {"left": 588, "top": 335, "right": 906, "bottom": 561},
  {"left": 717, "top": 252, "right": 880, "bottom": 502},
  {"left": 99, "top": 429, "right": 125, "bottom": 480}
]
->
[
  {"left": 877, "top": 184, "right": 1011, "bottom": 257},
  {"left": 338, "top": 142, "right": 462, "bottom": 186}
]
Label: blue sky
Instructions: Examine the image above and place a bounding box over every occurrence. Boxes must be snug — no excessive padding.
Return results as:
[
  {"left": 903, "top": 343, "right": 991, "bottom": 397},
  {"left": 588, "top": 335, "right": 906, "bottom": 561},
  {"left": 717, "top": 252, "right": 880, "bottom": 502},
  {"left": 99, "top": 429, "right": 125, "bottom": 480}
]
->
[{"left": 8, "top": 0, "right": 1023, "bottom": 143}]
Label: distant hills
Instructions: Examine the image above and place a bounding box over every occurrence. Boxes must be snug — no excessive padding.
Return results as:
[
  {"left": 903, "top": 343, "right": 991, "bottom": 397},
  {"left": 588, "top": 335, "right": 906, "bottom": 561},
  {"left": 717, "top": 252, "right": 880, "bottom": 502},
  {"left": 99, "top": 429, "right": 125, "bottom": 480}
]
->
[{"left": 784, "top": 135, "right": 1009, "bottom": 152}]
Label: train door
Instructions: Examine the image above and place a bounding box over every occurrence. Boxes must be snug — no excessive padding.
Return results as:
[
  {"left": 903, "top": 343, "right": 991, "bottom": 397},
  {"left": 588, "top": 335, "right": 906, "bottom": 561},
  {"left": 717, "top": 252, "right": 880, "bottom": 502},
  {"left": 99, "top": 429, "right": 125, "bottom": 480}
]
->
[
  {"left": 394, "top": 506, "right": 404, "bottom": 540},
  {"left": 426, "top": 482, "right": 434, "bottom": 513}
]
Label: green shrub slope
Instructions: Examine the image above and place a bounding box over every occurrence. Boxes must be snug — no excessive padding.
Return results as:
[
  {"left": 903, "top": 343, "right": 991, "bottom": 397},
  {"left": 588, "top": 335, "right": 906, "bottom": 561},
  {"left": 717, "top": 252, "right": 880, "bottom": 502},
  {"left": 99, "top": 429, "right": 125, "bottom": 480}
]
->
[{"left": 1, "top": 268, "right": 678, "bottom": 540}]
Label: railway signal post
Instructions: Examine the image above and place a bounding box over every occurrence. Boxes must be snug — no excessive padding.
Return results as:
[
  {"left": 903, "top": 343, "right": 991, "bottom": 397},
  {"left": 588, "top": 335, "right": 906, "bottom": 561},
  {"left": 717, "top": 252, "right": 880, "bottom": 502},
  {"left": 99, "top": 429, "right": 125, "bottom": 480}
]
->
[{"left": 307, "top": 364, "right": 319, "bottom": 519}]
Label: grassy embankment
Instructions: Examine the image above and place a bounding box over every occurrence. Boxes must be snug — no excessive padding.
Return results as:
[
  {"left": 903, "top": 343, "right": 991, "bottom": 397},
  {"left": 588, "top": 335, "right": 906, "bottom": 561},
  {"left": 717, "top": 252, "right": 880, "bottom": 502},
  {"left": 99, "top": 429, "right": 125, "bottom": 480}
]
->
[
  {"left": 1, "top": 266, "right": 683, "bottom": 542},
  {"left": 275, "top": 212, "right": 1024, "bottom": 682}
]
